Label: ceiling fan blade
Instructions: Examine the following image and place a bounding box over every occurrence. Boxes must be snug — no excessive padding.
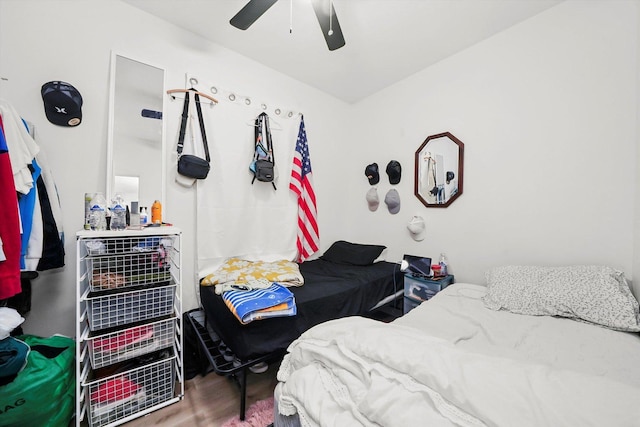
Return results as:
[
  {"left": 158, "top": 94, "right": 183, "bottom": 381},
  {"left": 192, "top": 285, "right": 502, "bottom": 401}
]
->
[
  {"left": 230, "top": 0, "right": 279, "bottom": 30},
  {"left": 310, "top": 0, "right": 346, "bottom": 51}
]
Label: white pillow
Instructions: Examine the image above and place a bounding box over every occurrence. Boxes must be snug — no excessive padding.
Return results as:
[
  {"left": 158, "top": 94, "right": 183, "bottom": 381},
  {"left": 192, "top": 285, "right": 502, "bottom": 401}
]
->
[{"left": 483, "top": 265, "right": 640, "bottom": 332}]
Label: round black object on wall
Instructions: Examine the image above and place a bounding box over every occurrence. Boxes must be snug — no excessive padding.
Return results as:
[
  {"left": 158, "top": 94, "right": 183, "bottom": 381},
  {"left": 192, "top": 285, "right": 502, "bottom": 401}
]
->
[
  {"left": 365, "top": 163, "right": 380, "bottom": 185},
  {"left": 41, "top": 81, "right": 83, "bottom": 127},
  {"left": 386, "top": 160, "right": 401, "bottom": 184}
]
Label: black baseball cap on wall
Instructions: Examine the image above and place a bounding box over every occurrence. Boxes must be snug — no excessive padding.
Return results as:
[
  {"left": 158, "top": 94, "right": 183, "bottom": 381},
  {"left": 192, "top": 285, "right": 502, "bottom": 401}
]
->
[
  {"left": 41, "top": 81, "right": 83, "bottom": 127},
  {"left": 365, "top": 163, "right": 380, "bottom": 185},
  {"left": 386, "top": 160, "right": 402, "bottom": 184}
]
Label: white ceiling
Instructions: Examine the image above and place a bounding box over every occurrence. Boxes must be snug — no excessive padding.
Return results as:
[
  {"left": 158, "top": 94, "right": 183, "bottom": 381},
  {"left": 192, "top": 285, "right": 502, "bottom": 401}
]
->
[{"left": 124, "top": 0, "right": 563, "bottom": 104}]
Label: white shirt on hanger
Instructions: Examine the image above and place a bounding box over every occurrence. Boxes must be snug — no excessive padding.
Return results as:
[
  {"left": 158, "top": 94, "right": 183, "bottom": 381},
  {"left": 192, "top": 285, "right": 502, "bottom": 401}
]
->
[{"left": 0, "top": 99, "right": 40, "bottom": 194}]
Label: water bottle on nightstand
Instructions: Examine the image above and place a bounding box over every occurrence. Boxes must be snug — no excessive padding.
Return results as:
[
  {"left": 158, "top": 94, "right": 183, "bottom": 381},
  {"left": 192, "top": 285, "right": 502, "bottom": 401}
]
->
[{"left": 439, "top": 253, "right": 448, "bottom": 276}]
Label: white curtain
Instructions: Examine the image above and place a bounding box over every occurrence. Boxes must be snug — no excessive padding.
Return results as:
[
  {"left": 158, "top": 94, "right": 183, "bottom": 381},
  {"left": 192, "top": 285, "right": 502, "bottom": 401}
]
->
[{"left": 195, "top": 106, "right": 300, "bottom": 278}]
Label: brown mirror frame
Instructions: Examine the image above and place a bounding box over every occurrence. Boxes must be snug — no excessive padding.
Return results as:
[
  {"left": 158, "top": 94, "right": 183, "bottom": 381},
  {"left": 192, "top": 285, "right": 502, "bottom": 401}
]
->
[{"left": 414, "top": 131, "right": 464, "bottom": 208}]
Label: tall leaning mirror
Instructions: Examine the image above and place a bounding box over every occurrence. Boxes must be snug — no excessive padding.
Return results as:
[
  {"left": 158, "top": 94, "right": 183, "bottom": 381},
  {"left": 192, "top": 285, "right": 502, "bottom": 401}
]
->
[{"left": 106, "top": 51, "right": 165, "bottom": 217}]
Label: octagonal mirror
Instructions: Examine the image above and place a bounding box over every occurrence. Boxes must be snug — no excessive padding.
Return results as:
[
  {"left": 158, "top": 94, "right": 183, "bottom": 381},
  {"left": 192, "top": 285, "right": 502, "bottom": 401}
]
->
[{"left": 415, "top": 131, "right": 464, "bottom": 208}]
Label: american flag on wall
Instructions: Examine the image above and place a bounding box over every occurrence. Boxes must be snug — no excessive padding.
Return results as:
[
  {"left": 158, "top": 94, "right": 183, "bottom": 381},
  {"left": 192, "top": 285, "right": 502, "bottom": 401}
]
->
[{"left": 290, "top": 115, "right": 319, "bottom": 262}]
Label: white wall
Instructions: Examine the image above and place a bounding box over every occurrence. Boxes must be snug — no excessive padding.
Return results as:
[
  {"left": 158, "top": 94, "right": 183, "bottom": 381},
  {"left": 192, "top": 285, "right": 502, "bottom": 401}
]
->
[
  {"left": 350, "top": 0, "right": 638, "bottom": 288},
  {"left": 0, "top": 0, "right": 351, "bottom": 337},
  {"left": 0, "top": 0, "right": 638, "bottom": 337}
]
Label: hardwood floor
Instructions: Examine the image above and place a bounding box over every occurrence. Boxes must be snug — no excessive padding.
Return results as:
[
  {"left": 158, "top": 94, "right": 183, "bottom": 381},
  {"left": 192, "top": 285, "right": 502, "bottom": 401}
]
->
[{"left": 126, "top": 362, "right": 280, "bottom": 426}]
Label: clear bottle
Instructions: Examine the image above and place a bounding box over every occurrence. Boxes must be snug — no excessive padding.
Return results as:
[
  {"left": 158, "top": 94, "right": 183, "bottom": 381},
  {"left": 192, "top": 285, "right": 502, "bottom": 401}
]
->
[
  {"left": 151, "top": 200, "right": 162, "bottom": 224},
  {"left": 84, "top": 192, "right": 94, "bottom": 230},
  {"left": 110, "top": 193, "right": 127, "bottom": 231},
  {"left": 140, "top": 207, "right": 148, "bottom": 225},
  {"left": 439, "top": 253, "right": 448, "bottom": 277},
  {"left": 89, "top": 192, "right": 107, "bottom": 231}
]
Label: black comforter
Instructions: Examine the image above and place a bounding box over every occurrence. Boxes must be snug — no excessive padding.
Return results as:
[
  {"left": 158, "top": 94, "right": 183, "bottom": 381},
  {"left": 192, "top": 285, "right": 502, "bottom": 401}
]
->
[{"left": 199, "top": 259, "right": 402, "bottom": 360}]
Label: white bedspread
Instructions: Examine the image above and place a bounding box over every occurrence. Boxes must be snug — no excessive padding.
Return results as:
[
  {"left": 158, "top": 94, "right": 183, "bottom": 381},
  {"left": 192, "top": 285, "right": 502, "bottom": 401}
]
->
[
  {"left": 394, "top": 283, "right": 640, "bottom": 386},
  {"left": 276, "top": 283, "right": 640, "bottom": 426}
]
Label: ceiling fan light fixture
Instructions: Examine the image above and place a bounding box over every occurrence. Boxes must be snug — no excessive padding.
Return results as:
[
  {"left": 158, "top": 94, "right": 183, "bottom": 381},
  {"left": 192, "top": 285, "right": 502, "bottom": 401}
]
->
[{"left": 230, "top": 0, "right": 345, "bottom": 51}]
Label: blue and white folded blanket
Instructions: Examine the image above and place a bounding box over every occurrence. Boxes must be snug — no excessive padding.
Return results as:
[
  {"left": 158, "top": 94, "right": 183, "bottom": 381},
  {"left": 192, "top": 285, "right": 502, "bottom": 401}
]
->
[{"left": 222, "top": 283, "right": 297, "bottom": 324}]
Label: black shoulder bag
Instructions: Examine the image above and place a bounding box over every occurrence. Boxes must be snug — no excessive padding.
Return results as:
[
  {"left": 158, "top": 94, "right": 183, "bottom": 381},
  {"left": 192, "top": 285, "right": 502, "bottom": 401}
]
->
[
  {"left": 251, "top": 112, "right": 276, "bottom": 190},
  {"left": 177, "top": 91, "right": 211, "bottom": 179}
]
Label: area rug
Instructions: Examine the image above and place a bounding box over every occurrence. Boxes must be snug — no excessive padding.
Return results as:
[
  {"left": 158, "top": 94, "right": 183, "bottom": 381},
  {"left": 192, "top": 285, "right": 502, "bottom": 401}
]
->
[{"left": 221, "top": 397, "right": 274, "bottom": 427}]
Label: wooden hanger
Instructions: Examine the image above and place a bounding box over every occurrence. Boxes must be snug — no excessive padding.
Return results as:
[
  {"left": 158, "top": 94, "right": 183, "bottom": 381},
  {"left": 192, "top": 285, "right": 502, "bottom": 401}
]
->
[{"left": 166, "top": 87, "right": 218, "bottom": 104}]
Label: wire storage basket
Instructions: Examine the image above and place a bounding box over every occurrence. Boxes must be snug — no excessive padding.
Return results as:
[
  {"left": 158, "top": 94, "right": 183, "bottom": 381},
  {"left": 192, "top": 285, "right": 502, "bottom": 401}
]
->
[
  {"left": 86, "top": 284, "right": 176, "bottom": 332},
  {"left": 76, "top": 228, "right": 183, "bottom": 427},
  {"left": 84, "top": 354, "right": 176, "bottom": 427},
  {"left": 81, "top": 235, "right": 177, "bottom": 292},
  {"left": 87, "top": 318, "right": 177, "bottom": 369}
]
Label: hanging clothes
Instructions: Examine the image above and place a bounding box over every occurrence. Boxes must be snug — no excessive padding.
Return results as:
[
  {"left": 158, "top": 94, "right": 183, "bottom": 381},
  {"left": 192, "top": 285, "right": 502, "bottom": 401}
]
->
[
  {"left": 21, "top": 121, "right": 64, "bottom": 271},
  {"left": 34, "top": 146, "right": 64, "bottom": 245},
  {"left": 35, "top": 174, "right": 64, "bottom": 270},
  {"left": 0, "top": 99, "right": 65, "bottom": 304},
  {"left": 0, "top": 101, "right": 39, "bottom": 195},
  {"left": 19, "top": 159, "right": 42, "bottom": 271},
  {"left": 0, "top": 115, "right": 21, "bottom": 300}
]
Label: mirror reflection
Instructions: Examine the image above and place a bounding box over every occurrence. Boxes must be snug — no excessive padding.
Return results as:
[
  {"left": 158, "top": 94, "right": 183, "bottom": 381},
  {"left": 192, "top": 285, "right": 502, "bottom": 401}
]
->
[
  {"left": 114, "top": 175, "right": 140, "bottom": 207},
  {"left": 414, "top": 132, "right": 464, "bottom": 208},
  {"left": 107, "top": 52, "right": 165, "bottom": 215}
]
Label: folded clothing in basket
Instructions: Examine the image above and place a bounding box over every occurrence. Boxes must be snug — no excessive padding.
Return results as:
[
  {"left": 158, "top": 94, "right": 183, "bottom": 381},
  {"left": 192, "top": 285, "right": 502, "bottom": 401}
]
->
[
  {"left": 94, "top": 325, "right": 154, "bottom": 353},
  {"left": 132, "top": 238, "right": 161, "bottom": 251},
  {"left": 92, "top": 272, "right": 127, "bottom": 290},
  {"left": 91, "top": 376, "right": 146, "bottom": 416},
  {"left": 91, "top": 376, "right": 142, "bottom": 404},
  {"left": 222, "top": 282, "right": 296, "bottom": 325}
]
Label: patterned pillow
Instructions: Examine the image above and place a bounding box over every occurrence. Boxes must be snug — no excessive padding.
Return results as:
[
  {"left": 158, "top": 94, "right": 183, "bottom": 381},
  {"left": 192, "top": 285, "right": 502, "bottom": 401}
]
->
[{"left": 483, "top": 265, "right": 640, "bottom": 332}]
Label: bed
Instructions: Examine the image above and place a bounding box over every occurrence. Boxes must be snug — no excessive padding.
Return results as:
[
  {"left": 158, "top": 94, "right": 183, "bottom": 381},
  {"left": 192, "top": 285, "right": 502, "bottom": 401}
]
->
[
  {"left": 274, "top": 265, "right": 640, "bottom": 426},
  {"left": 192, "top": 241, "right": 403, "bottom": 419},
  {"left": 200, "top": 257, "right": 402, "bottom": 360}
]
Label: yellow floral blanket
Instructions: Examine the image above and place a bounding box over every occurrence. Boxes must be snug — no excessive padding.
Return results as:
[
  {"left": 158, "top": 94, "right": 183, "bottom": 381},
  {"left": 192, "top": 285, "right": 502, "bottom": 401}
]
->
[{"left": 201, "top": 258, "right": 304, "bottom": 293}]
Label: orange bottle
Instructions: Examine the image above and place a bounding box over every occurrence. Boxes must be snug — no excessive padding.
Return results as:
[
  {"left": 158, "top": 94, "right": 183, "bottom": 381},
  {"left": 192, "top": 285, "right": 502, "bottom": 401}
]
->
[{"left": 151, "top": 200, "right": 162, "bottom": 224}]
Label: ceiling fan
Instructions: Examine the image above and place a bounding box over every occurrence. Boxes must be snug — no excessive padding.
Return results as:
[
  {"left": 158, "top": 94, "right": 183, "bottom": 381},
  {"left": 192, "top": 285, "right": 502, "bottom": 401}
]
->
[{"left": 230, "top": 0, "right": 346, "bottom": 51}]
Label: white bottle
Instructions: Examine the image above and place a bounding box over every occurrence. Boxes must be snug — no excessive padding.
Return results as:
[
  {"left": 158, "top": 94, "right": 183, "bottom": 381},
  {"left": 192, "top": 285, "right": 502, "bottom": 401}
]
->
[
  {"left": 89, "top": 193, "right": 107, "bottom": 231},
  {"left": 110, "top": 193, "right": 127, "bottom": 231},
  {"left": 439, "top": 253, "right": 448, "bottom": 276}
]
